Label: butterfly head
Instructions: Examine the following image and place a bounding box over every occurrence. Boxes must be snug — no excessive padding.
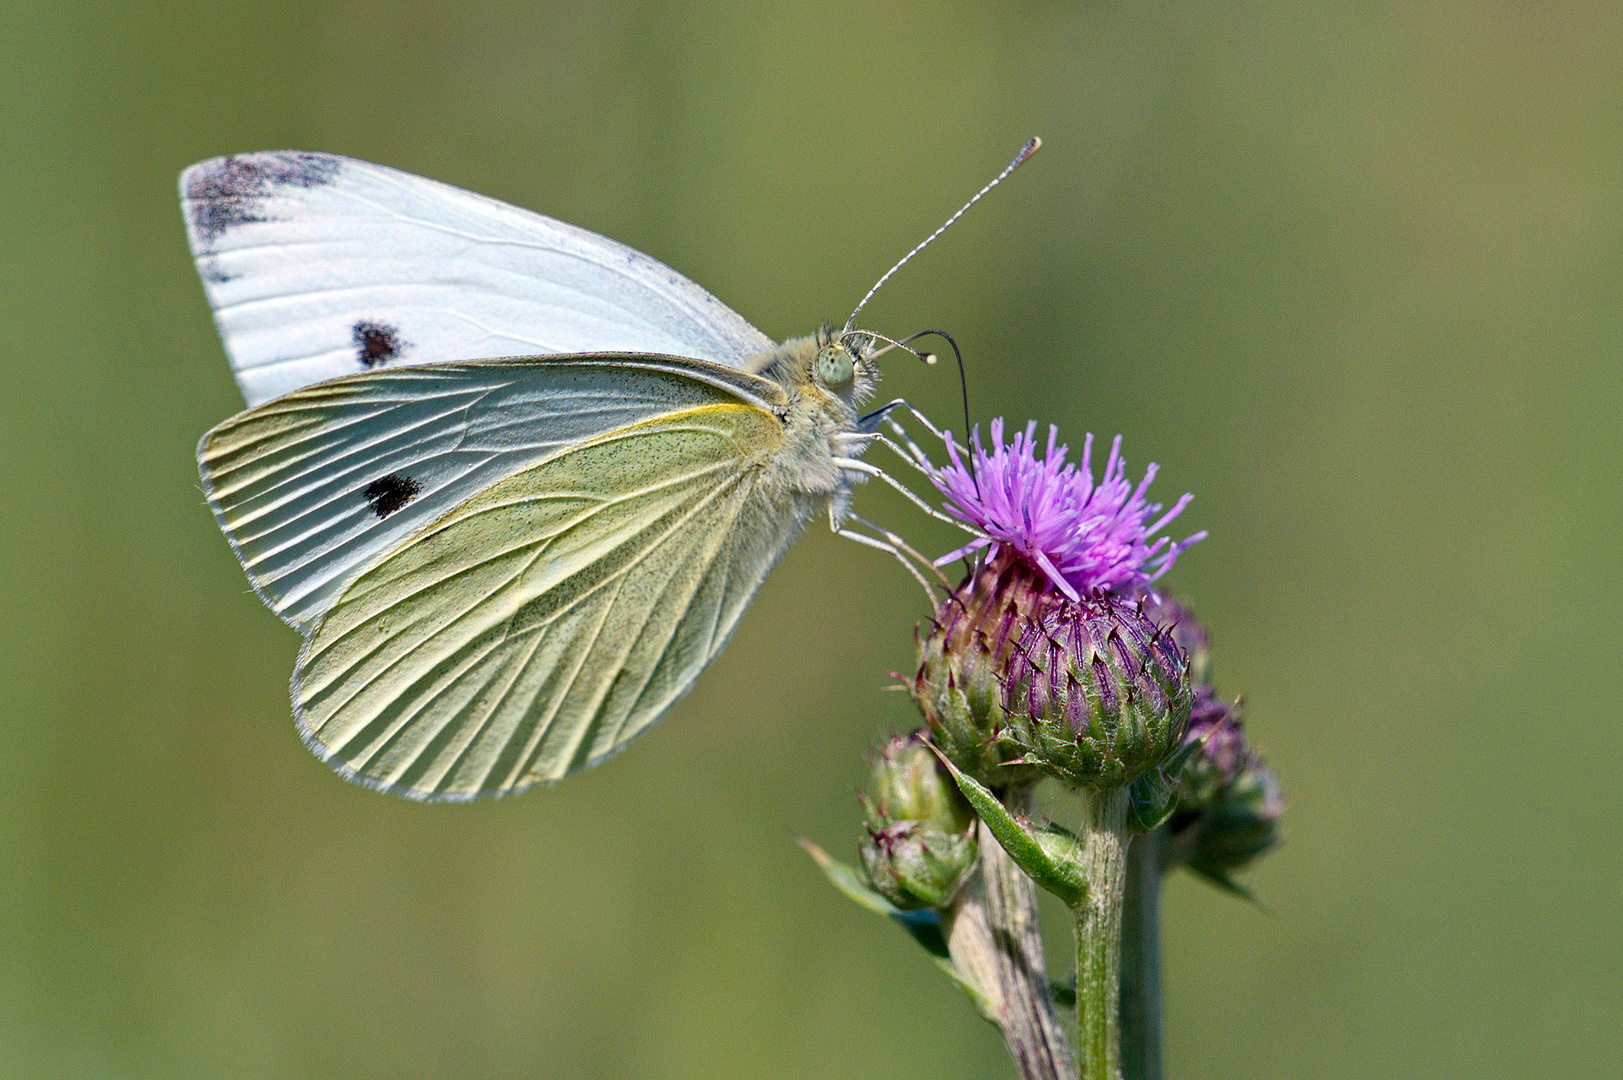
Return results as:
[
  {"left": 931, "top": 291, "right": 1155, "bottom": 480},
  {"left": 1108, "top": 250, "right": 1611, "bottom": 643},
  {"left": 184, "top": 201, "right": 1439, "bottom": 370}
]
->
[
  {"left": 817, "top": 325, "right": 884, "bottom": 400},
  {"left": 764, "top": 325, "right": 879, "bottom": 411}
]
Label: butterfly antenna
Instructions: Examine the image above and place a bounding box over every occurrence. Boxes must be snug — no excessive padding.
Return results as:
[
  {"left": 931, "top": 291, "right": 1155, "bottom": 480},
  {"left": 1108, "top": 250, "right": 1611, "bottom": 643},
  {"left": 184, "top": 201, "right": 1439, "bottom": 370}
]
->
[
  {"left": 842, "top": 136, "right": 1041, "bottom": 333},
  {"left": 842, "top": 325, "right": 974, "bottom": 485}
]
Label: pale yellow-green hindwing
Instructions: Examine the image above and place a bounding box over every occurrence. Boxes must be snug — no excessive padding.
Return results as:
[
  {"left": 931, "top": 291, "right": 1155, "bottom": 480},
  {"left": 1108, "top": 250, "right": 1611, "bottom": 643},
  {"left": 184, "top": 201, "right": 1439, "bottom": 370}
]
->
[{"left": 198, "top": 336, "right": 878, "bottom": 800}]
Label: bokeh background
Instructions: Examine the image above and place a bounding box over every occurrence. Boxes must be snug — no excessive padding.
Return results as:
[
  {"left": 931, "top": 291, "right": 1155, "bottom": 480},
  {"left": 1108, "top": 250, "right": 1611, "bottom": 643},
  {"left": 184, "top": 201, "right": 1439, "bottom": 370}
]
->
[{"left": 4, "top": 2, "right": 1620, "bottom": 1077}]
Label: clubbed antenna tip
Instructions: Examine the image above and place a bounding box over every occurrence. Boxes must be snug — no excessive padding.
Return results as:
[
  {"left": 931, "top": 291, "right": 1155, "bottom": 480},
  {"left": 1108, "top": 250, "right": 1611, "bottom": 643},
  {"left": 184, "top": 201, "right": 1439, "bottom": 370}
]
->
[{"left": 843, "top": 137, "right": 1043, "bottom": 332}]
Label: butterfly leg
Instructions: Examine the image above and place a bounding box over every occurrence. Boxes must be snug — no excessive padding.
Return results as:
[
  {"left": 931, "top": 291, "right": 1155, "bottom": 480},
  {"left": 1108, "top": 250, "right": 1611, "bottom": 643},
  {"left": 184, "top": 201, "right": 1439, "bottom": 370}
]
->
[
  {"left": 828, "top": 503, "right": 943, "bottom": 602},
  {"left": 847, "top": 512, "right": 952, "bottom": 588},
  {"left": 830, "top": 455, "right": 978, "bottom": 534},
  {"left": 855, "top": 405, "right": 978, "bottom": 501},
  {"left": 858, "top": 398, "right": 968, "bottom": 454}
]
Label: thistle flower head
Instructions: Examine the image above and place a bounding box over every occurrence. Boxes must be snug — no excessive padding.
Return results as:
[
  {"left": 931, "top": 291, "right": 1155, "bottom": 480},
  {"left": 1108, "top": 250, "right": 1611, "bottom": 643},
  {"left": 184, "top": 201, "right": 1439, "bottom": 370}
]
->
[
  {"left": 929, "top": 419, "right": 1205, "bottom": 601},
  {"left": 1136, "top": 589, "right": 1213, "bottom": 687},
  {"left": 910, "top": 419, "right": 1205, "bottom": 789},
  {"left": 909, "top": 549, "right": 1050, "bottom": 788}
]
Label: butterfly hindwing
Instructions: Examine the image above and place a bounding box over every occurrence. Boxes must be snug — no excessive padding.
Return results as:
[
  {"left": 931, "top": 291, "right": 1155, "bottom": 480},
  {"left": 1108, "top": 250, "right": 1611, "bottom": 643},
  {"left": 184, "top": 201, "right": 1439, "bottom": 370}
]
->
[
  {"left": 197, "top": 355, "right": 787, "bottom": 634},
  {"left": 180, "top": 152, "right": 775, "bottom": 406},
  {"left": 292, "top": 400, "right": 807, "bottom": 799}
]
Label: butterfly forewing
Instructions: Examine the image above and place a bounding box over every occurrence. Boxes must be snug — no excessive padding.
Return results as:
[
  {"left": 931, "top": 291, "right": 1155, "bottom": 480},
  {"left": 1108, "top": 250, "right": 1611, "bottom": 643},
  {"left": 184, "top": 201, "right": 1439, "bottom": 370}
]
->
[
  {"left": 292, "top": 403, "right": 806, "bottom": 799},
  {"left": 198, "top": 356, "right": 785, "bottom": 633},
  {"left": 180, "top": 152, "right": 775, "bottom": 406},
  {"left": 180, "top": 152, "right": 874, "bottom": 799}
]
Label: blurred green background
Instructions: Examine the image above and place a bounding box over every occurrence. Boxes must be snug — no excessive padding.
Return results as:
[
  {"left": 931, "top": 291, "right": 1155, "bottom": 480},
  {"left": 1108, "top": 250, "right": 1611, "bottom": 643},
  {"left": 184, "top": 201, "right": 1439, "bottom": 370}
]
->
[{"left": 4, "top": 1, "right": 1620, "bottom": 1077}]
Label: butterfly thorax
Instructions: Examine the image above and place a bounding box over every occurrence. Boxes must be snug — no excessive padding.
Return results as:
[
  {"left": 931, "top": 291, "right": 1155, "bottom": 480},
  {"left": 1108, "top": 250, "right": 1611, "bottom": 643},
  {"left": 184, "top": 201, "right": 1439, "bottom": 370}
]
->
[{"left": 745, "top": 332, "right": 878, "bottom": 506}]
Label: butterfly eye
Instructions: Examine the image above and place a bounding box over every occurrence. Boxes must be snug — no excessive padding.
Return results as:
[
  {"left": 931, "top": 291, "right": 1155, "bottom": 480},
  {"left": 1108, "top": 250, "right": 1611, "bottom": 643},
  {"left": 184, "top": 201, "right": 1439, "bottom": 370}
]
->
[{"left": 816, "top": 345, "right": 855, "bottom": 387}]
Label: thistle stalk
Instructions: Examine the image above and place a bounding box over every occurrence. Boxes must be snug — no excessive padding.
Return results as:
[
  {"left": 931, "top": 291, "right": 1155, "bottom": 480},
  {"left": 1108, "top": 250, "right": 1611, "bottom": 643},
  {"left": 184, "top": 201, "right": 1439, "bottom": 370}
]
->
[
  {"left": 1119, "top": 826, "right": 1166, "bottom": 1080},
  {"left": 1073, "top": 787, "right": 1132, "bottom": 1080},
  {"left": 945, "top": 787, "right": 1075, "bottom": 1080}
]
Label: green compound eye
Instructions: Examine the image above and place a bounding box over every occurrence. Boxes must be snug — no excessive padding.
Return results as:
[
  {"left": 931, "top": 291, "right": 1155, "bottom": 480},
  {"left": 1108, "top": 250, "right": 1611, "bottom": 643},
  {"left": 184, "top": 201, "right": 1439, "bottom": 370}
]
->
[{"left": 816, "top": 345, "right": 855, "bottom": 387}]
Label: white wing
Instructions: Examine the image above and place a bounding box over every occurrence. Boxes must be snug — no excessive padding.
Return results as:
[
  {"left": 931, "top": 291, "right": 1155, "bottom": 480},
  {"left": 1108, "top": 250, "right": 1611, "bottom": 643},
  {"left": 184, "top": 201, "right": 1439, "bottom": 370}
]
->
[
  {"left": 196, "top": 354, "right": 786, "bottom": 633},
  {"left": 180, "top": 152, "right": 775, "bottom": 406},
  {"left": 293, "top": 400, "right": 808, "bottom": 799}
]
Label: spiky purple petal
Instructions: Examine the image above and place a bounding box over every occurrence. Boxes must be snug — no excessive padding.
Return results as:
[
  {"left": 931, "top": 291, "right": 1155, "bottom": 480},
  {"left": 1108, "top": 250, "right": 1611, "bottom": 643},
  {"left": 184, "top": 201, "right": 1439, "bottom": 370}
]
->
[{"left": 928, "top": 418, "right": 1204, "bottom": 599}]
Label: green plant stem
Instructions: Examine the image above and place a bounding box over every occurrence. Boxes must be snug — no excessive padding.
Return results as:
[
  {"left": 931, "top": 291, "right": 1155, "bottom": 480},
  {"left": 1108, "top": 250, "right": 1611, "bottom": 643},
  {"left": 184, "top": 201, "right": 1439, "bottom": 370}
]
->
[
  {"left": 1120, "top": 825, "right": 1166, "bottom": 1080},
  {"left": 1075, "top": 787, "right": 1132, "bottom": 1080},
  {"left": 945, "top": 788, "right": 1075, "bottom": 1080}
]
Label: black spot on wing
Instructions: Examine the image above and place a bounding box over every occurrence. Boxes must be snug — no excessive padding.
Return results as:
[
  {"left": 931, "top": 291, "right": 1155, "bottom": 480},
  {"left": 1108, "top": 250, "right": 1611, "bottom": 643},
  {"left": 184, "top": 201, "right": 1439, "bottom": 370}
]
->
[
  {"left": 199, "top": 259, "right": 233, "bottom": 284},
  {"left": 353, "top": 320, "right": 409, "bottom": 368},
  {"left": 363, "top": 474, "right": 421, "bottom": 519},
  {"left": 185, "top": 152, "right": 342, "bottom": 244}
]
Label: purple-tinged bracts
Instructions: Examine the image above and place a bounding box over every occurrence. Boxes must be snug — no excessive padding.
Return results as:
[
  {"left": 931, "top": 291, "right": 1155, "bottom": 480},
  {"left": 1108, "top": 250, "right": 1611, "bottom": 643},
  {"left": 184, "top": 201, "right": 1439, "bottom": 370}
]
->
[{"left": 1002, "top": 591, "right": 1192, "bottom": 791}]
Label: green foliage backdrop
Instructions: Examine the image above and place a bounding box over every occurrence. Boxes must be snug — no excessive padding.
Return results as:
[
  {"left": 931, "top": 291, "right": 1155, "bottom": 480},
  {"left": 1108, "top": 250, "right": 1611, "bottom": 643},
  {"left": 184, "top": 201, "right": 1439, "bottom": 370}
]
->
[{"left": 3, "top": 2, "right": 1619, "bottom": 1077}]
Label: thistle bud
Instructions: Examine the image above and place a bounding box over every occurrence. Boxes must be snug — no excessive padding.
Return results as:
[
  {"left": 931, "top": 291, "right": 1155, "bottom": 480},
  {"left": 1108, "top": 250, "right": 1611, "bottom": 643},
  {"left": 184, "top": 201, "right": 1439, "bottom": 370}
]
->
[
  {"left": 1168, "top": 688, "right": 1284, "bottom": 880},
  {"left": 911, "top": 550, "right": 1048, "bottom": 787},
  {"left": 1003, "top": 592, "right": 1192, "bottom": 792},
  {"left": 858, "top": 733, "right": 978, "bottom": 910},
  {"left": 1175, "top": 688, "right": 1249, "bottom": 809},
  {"left": 1136, "top": 589, "right": 1212, "bottom": 687},
  {"left": 865, "top": 732, "right": 977, "bottom": 829}
]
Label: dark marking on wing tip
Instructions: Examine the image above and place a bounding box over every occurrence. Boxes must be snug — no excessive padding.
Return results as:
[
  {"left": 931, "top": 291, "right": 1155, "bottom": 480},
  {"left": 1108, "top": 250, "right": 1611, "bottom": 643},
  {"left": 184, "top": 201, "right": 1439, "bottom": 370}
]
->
[
  {"left": 185, "top": 152, "right": 342, "bottom": 244},
  {"left": 363, "top": 474, "right": 421, "bottom": 518},
  {"left": 353, "top": 320, "right": 409, "bottom": 367},
  {"left": 199, "top": 259, "right": 233, "bottom": 284}
]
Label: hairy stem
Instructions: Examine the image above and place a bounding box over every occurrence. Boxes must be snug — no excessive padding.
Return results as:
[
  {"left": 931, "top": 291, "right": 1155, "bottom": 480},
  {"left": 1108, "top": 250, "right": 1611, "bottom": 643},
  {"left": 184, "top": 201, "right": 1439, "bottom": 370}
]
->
[
  {"left": 945, "top": 789, "right": 1075, "bottom": 1080},
  {"left": 1120, "top": 825, "right": 1166, "bottom": 1080},
  {"left": 1075, "top": 787, "right": 1132, "bottom": 1080}
]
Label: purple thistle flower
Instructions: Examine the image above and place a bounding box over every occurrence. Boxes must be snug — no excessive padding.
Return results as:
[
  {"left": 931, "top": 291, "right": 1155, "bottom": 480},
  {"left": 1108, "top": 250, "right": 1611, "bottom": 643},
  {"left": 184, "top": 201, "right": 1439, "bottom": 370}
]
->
[{"left": 928, "top": 418, "right": 1206, "bottom": 601}]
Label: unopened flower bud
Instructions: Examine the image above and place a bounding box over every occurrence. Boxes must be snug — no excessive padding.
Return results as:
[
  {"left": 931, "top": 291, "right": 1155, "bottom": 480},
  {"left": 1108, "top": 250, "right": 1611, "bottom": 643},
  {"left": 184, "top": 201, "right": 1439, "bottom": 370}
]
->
[
  {"left": 857, "top": 733, "right": 978, "bottom": 910},
  {"left": 1168, "top": 688, "right": 1284, "bottom": 880},
  {"left": 1175, "top": 688, "right": 1249, "bottom": 809},
  {"left": 1183, "top": 765, "right": 1282, "bottom": 879},
  {"left": 865, "top": 732, "right": 976, "bottom": 831},
  {"left": 1003, "top": 591, "right": 1192, "bottom": 791},
  {"left": 859, "top": 822, "right": 978, "bottom": 910}
]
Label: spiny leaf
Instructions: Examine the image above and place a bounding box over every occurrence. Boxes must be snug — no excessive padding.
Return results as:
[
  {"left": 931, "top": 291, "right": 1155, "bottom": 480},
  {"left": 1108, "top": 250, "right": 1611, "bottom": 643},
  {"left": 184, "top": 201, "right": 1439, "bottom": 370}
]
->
[{"left": 1185, "top": 863, "right": 1269, "bottom": 911}]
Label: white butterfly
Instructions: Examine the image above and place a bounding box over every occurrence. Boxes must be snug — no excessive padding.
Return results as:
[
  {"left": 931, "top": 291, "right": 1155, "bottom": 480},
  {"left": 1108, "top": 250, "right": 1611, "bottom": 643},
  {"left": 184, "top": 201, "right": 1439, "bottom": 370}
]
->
[{"left": 184, "top": 145, "right": 1034, "bottom": 801}]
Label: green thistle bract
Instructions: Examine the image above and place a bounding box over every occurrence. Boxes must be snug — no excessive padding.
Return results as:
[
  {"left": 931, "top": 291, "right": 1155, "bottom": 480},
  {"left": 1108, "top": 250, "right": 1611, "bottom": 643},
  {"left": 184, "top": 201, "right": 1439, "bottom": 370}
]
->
[{"left": 1003, "top": 592, "right": 1193, "bottom": 792}]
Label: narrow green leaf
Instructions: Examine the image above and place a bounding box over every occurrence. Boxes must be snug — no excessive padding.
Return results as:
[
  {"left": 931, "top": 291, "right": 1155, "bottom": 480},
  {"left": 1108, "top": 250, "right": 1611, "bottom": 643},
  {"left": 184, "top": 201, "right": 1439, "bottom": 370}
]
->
[
  {"left": 797, "top": 837, "right": 998, "bottom": 1018},
  {"left": 796, "top": 837, "right": 951, "bottom": 957},
  {"left": 1185, "top": 862, "right": 1268, "bottom": 910},
  {"left": 1127, "top": 768, "right": 1178, "bottom": 834},
  {"left": 1163, "top": 728, "right": 1208, "bottom": 777},
  {"left": 921, "top": 743, "right": 1088, "bottom": 908}
]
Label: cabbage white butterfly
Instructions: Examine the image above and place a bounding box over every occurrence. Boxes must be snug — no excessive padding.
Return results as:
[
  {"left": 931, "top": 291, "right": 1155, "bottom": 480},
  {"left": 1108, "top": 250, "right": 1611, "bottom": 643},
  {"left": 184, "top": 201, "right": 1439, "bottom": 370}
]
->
[{"left": 185, "top": 141, "right": 1038, "bottom": 800}]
